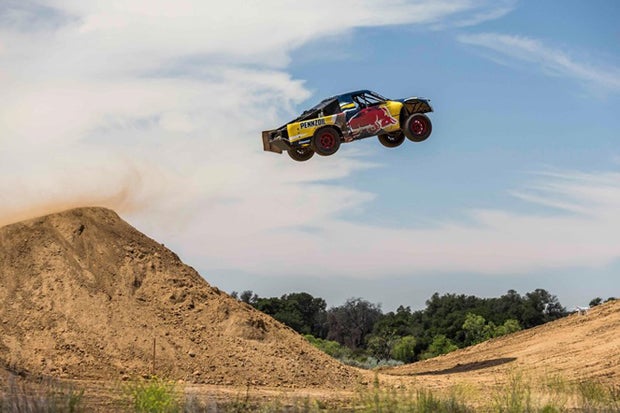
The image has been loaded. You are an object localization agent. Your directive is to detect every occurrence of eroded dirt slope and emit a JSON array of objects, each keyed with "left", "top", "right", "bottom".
[
  {"left": 382, "top": 300, "right": 620, "bottom": 388},
  {"left": 0, "top": 207, "right": 360, "bottom": 389}
]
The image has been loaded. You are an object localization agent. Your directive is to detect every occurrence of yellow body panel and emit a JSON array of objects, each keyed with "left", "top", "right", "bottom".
[
  {"left": 385, "top": 100, "right": 403, "bottom": 116},
  {"left": 383, "top": 101, "right": 404, "bottom": 133},
  {"left": 287, "top": 114, "right": 340, "bottom": 144}
]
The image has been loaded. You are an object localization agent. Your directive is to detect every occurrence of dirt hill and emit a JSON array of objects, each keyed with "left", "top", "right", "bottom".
[
  {"left": 382, "top": 299, "right": 620, "bottom": 388},
  {"left": 0, "top": 207, "right": 361, "bottom": 389}
]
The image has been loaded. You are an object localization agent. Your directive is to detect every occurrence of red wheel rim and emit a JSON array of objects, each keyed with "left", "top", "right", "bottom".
[
  {"left": 319, "top": 132, "right": 335, "bottom": 149},
  {"left": 410, "top": 119, "right": 426, "bottom": 136}
]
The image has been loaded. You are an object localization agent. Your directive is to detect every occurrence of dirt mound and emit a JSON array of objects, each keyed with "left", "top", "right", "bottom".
[
  {"left": 0, "top": 207, "right": 361, "bottom": 389},
  {"left": 382, "top": 300, "right": 620, "bottom": 387}
]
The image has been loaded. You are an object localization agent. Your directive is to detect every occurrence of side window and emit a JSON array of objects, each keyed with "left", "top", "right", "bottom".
[
  {"left": 341, "top": 98, "right": 360, "bottom": 121},
  {"left": 323, "top": 100, "right": 341, "bottom": 116},
  {"left": 340, "top": 97, "right": 358, "bottom": 112},
  {"left": 352, "top": 95, "right": 365, "bottom": 108}
]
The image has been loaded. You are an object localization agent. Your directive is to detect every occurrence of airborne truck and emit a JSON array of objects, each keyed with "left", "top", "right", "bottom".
[{"left": 262, "top": 89, "right": 433, "bottom": 161}]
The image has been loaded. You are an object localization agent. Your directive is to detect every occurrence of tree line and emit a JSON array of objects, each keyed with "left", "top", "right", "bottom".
[{"left": 230, "top": 289, "right": 614, "bottom": 366}]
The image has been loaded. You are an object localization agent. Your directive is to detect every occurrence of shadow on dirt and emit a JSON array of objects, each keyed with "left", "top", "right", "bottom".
[{"left": 414, "top": 358, "right": 517, "bottom": 375}]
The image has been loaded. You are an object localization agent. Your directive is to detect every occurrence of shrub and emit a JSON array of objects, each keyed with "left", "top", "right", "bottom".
[
  {"left": 356, "top": 377, "right": 473, "bottom": 413},
  {"left": 304, "top": 334, "right": 353, "bottom": 359},
  {"left": 419, "top": 335, "right": 458, "bottom": 360},
  {"left": 391, "top": 335, "right": 417, "bottom": 363},
  {"left": 123, "top": 376, "right": 180, "bottom": 413},
  {"left": 493, "top": 319, "right": 522, "bottom": 337},
  {"left": 492, "top": 371, "right": 532, "bottom": 413},
  {"left": 576, "top": 380, "right": 620, "bottom": 411}
]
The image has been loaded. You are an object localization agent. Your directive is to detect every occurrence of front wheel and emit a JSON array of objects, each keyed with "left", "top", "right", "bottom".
[
  {"left": 288, "top": 146, "right": 314, "bottom": 162},
  {"left": 378, "top": 132, "right": 405, "bottom": 148},
  {"left": 403, "top": 113, "right": 432, "bottom": 142},
  {"left": 311, "top": 127, "right": 341, "bottom": 156}
]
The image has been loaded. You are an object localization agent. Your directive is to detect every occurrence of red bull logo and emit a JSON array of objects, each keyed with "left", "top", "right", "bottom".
[{"left": 347, "top": 106, "right": 397, "bottom": 138}]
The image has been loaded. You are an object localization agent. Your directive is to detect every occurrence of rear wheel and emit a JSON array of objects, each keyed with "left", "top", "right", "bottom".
[
  {"left": 378, "top": 132, "right": 405, "bottom": 148},
  {"left": 288, "top": 146, "right": 314, "bottom": 162},
  {"left": 311, "top": 127, "right": 341, "bottom": 156},
  {"left": 404, "top": 113, "right": 432, "bottom": 142}
]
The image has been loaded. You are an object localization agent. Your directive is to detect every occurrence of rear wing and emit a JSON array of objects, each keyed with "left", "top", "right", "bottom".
[{"left": 262, "top": 130, "right": 290, "bottom": 154}]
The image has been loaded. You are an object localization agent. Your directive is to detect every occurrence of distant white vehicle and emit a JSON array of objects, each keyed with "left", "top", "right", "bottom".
[{"left": 575, "top": 306, "right": 590, "bottom": 315}]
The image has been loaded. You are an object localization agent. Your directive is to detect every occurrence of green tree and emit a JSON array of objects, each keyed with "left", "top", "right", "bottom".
[
  {"left": 493, "top": 319, "right": 521, "bottom": 337},
  {"left": 463, "top": 313, "right": 522, "bottom": 345},
  {"left": 372, "top": 305, "right": 416, "bottom": 338},
  {"left": 421, "top": 292, "right": 488, "bottom": 346},
  {"left": 239, "top": 288, "right": 566, "bottom": 363},
  {"left": 488, "top": 289, "right": 525, "bottom": 324},
  {"left": 522, "top": 289, "right": 566, "bottom": 328},
  {"left": 304, "top": 335, "right": 352, "bottom": 359},
  {"left": 253, "top": 292, "right": 327, "bottom": 337},
  {"left": 239, "top": 290, "right": 258, "bottom": 305},
  {"left": 391, "top": 335, "right": 417, "bottom": 363},
  {"left": 589, "top": 297, "right": 602, "bottom": 307},
  {"left": 420, "top": 335, "right": 458, "bottom": 360},
  {"left": 283, "top": 292, "right": 327, "bottom": 337},
  {"left": 462, "top": 313, "right": 493, "bottom": 345},
  {"left": 326, "top": 298, "right": 383, "bottom": 350},
  {"left": 366, "top": 334, "right": 395, "bottom": 361}
]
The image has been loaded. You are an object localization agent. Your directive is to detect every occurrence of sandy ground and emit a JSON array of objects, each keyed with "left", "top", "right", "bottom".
[{"left": 1, "top": 207, "right": 618, "bottom": 410}]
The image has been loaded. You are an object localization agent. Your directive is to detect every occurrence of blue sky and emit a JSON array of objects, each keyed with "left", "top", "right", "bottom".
[{"left": 1, "top": 1, "right": 618, "bottom": 311}]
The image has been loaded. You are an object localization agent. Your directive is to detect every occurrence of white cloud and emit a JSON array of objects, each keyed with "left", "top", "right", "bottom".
[
  {"left": 174, "top": 168, "right": 620, "bottom": 277},
  {"left": 4, "top": 1, "right": 617, "bottom": 282},
  {"left": 433, "top": 0, "right": 516, "bottom": 29},
  {"left": 458, "top": 33, "right": 620, "bottom": 94}
]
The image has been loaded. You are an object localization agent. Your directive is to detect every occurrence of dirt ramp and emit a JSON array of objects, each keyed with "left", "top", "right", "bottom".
[
  {"left": 382, "top": 300, "right": 620, "bottom": 387},
  {"left": 0, "top": 207, "right": 361, "bottom": 389}
]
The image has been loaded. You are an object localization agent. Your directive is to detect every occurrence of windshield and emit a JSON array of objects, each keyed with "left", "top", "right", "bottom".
[
  {"left": 368, "top": 91, "right": 388, "bottom": 101},
  {"left": 355, "top": 91, "right": 388, "bottom": 105},
  {"left": 302, "top": 90, "right": 390, "bottom": 116},
  {"left": 338, "top": 90, "right": 389, "bottom": 107}
]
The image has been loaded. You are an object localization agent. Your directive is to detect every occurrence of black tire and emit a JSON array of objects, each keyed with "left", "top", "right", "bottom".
[
  {"left": 403, "top": 113, "right": 432, "bottom": 142},
  {"left": 378, "top": 132, "right": 405, "bottom": 148},
  {"left": 287, "top": 146, "right": 314, "bottom": 162},
  {"left": 311, "top": 127, "right": 341, "bottom": 156}
]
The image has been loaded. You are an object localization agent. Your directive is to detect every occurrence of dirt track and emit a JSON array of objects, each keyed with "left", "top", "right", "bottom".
[{"left": 1, "top": 207, "right": 618, "bottom": 409}]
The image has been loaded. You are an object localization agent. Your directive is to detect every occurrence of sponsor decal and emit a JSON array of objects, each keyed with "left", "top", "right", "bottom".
[
  {"left": 299, "top": 118, "right": 326, "bottom": 129},
  {"left": 347, "top": 106, "right": 397, "bottom": 138}
]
